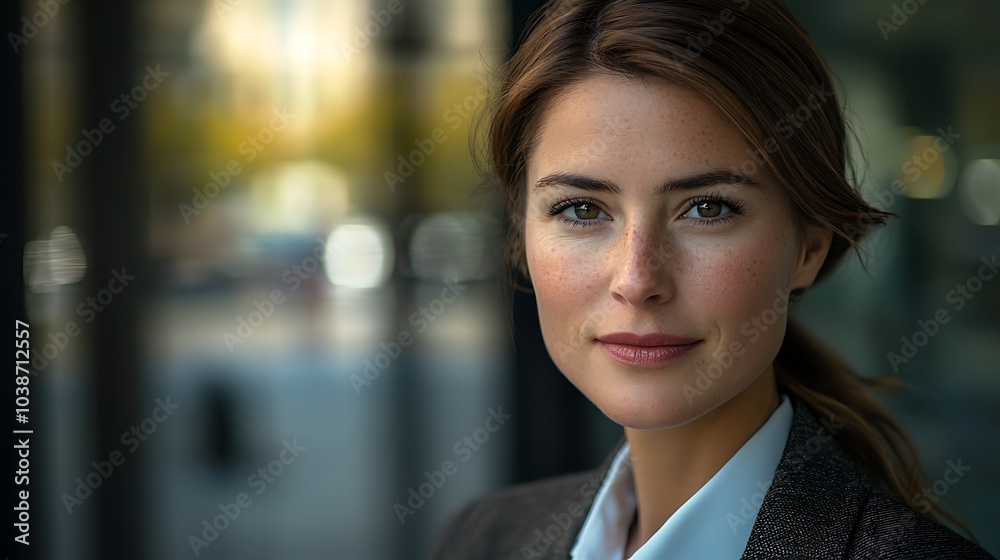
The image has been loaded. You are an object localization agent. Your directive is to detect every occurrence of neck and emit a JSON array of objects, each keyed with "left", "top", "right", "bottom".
[{"left": 622, "top": 365, "right": 780, "bottom": 557}]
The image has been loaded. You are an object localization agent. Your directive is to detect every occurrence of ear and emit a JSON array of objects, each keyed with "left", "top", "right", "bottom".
[{"left": 789, "top": 225, "right": 833, "bottom": 292}]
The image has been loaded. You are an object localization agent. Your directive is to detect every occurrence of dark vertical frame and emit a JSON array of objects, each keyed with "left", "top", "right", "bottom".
[
  {"left": 386, "top": 3, "right": 428, "bottom": 557},
  {"left": 78, "top": 1, "right": 148, "bottom": 558}
]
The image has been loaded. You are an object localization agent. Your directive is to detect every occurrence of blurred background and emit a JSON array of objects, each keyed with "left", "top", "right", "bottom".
[{"left": 11, "top": 0, "right": 1000, "bottom": 558}]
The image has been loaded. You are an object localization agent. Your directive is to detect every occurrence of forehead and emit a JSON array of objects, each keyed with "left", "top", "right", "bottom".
[{"left": 528, "top": 73, "right": 757, "bottom": 184}]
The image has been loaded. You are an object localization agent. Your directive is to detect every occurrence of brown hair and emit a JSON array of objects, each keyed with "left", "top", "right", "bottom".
[{"left": 485, "top": 0, "right": 972, "bottom": 535}]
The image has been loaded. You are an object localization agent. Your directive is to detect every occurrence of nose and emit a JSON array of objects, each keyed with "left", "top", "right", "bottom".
[{"left": 610, "top": 223, "right": 676, "bottom": 307}]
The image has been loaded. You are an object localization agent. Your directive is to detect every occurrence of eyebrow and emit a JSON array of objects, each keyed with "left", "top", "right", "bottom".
[{"left": 533, "top": 169, "right": 759, "bottom": 194}]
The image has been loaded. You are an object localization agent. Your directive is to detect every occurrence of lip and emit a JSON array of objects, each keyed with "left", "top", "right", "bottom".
[
  {"left": 597, "top": 332, "right": 701, "bottom": 369},
  {"left": 597, "top": 332, "right": 700, "bottom": 346}
]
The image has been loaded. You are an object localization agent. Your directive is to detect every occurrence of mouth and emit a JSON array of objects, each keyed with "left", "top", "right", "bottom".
[{"left": 596, "top": 332, "right": 701, "bottom": 369}]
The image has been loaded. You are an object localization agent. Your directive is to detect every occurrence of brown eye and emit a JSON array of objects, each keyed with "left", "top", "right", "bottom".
[
  {"left": 695, "top": 201, "right": 723, "bottom": 218},
  {"left": 683, "top": 198, "right": 737, "bottom": 221},
  {"left": 573, "top": 203, "right": 602, "bottom": 220},
  {"left": 551, "top": 199, "right": 610, "bottom": 225}
]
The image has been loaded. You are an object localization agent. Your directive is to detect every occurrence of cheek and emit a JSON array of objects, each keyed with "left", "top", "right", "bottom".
[
  {"left": 684, "top": 229, "right": 797, "bottom": 352},
  {"left": 525, "top": 226, "right": 605, "bottom": 363}
]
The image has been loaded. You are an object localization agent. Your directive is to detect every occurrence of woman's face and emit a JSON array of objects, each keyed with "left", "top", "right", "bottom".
[{"left": 524, "top": 73, "right": 830, "bottom": 429}]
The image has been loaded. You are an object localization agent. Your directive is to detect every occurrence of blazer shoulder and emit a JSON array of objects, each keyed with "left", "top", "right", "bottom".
[
  {"left": 744, "top": 398, "right": 997, "bottom": 559},
  {"left": 428, "top": 469, "right": 603, "bottom": 560},
  {"left": 846, "top": 487, "right": 996, "bottom": 560}
]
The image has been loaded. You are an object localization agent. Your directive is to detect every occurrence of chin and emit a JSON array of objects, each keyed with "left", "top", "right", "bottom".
[{"left": 591, "top": 384, "right": 728, "bottom": 430}]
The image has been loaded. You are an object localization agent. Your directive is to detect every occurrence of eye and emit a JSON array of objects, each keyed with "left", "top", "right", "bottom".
[
  {"left": 681, "top": 195, "right": 743, "bottom": 223},
  {"left": 548, "top": 197, "right": 611, "bottom": 227},
  {"left": 685, "top": 200, "right": 728, "bottom": 219},
  {"left": 562, "top": 202, "right": 606, "bottom": 220}
]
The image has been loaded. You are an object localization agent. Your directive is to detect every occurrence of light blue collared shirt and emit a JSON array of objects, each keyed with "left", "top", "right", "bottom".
[{"left": 569, "top": 394, "right": 793, "bottom": 560}]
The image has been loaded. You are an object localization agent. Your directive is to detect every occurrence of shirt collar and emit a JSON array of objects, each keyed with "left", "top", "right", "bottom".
[{"left": 570, "top": 393, "right": 793, "bottom": 560}]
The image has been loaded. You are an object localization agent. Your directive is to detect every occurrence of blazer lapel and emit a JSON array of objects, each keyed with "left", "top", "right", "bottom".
[{"left": 740, "top": 398, "right": 872, "bottom": 559}]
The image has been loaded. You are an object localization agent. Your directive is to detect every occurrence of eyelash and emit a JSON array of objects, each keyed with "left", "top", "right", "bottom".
[{"left": 546, "top": 192, "right": 746, "bottom": 228}]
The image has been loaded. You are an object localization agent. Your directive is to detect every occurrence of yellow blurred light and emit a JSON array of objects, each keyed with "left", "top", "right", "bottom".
[
  {"left": 959, "top": 159, "right": 1000, "bottom": 226},
  {"left": 247, "top": 160, "right": 350, "bottom": 235},
  {"left": 192, "top": 0, "right": 367, "bottom": 127},
  {"left": 898, "top": 134, "right": 956, "bottom": 199}
]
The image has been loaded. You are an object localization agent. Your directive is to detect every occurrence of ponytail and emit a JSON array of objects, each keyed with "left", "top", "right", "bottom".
[{"left": 775, "top": 319, "right": 976, "bottom": 540}]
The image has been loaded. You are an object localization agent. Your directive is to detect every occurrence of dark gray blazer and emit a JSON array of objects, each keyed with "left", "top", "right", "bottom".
[{"left": 429, "top": 397, "right": 995, "bottom": 559}]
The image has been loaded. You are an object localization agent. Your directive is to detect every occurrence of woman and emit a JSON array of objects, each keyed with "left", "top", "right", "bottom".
[{"left": 430, "top": 0, "right": 995, "bottom": 558}]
